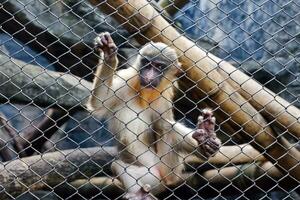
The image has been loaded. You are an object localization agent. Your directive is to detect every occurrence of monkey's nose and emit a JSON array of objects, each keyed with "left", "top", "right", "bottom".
[{"left": 145, "top": 68, "right": 156, "bottom": 80}]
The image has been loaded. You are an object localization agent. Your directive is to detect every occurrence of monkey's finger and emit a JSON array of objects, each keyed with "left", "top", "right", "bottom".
[
  {"left": 108, "top": 43, "right": 118, "bottom": 54},
  {"left": 193, "top": 129, "right": 206, "bottom": 137},
  {"left": 197, "top": 116, "right": 205, "bottom": 129},
  {"left": 212, "top": 137, "right": 221, "bottom": 146},
  {"left": 198, "top": 146, "right": 206, "bottom": 157},
  {"left": 206, "top": 141, "right": 220, "bottom": 152},
  {"left": 123, "top": 193, "right": 138, "bottom": 200},
  {"left": 208, "top": 129, "right": 217, "bottom": 136},
  {"left": 201, "top": 146, "right": 214, "bottom": 158},
  {"left": 204, "top": 144, "right": 217, "bottom": 156},
  {"left": 94, "top": 37, "right": 103, "bottom": 47},
  {"left": 205, "top": 116, "right": 216, "bottom": 132},
  {"left": 105, "top": 32, "right": 114, "bottom": 44},
  {"left": 101, "top": 36, "right": 108, "bottom": 46},
  {"left": 207, "top": 138, "right": 221, "bottom": 149},
  {"left": 193, "top": 134, "right": 206, "bottom": 144},
  {"left": 94, "top": 36, "right": 99, "bottom": 44}
]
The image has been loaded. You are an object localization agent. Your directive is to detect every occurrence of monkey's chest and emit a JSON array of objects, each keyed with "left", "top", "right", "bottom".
[{"left": 112, "top": 106, "right": 160, "bottom": 146}]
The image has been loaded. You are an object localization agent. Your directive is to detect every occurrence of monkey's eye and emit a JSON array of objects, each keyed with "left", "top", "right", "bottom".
[
  {"left": 152, "top": 62, "right": 166, "bottom": 70},
  {"left": 154, "top": 64, "right": 162, "bottom": 69}
]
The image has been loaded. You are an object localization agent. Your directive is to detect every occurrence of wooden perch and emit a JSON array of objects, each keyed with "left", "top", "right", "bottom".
[
  {"left": 88, "top": 0, "right": 300, "bottom": 181},
  {"left": 216, "top": 59, "right": 300, "bottom": 139},
  {"left": 0, "top": 54, "right": 92, "bottom": 108}
]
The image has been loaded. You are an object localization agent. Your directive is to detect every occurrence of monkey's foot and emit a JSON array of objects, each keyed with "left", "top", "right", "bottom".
[
  {"left": 94, "top": 32, "right": 117, "bottom": 61},
  {"left": 192, "top": 109, "right": 221, "bottom": 158},
  {"left": 123, "top": 184, "right": 157, "bottom": 200}
]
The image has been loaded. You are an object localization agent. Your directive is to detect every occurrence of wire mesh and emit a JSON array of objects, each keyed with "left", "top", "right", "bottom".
[{"left": 0, "top": 0, "right": 299, "bottom": 199}]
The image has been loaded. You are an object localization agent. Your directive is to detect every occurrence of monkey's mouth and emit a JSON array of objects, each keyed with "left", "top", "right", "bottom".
[
  {"left": 139, "top": 68, "right": 162, "bottom": 88},
  {"left": 140, "top": 77, "right": 161, "bottom": 88}
]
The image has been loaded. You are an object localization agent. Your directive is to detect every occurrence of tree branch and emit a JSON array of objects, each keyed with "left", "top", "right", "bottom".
[
  {"left": 14, "top": 108, "right": 75, "bottom": 156},
  {"left": 0, "top": 114, "right": 17, "bottom": 161}
]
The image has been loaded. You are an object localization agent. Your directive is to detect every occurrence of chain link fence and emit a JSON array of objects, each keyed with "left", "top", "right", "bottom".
[{"left": 0, "top": 0, "right": 299, "bottom": 199}]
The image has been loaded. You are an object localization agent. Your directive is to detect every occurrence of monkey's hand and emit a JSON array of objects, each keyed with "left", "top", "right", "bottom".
[
  {"left": 94, "top": 32, "right": 117, "bottom": 63},
  {"left": 192, "top": 109, "right": 221, "bottom": 158},
  {"left": 123, "top": 184, "right": 157, "bottom": 200}
]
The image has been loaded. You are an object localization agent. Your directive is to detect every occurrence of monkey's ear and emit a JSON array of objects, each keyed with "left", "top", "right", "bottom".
[
  {"left": 175, "top": 62, "right": 184, "bottom": 76},
  {"left": 176, "top": 62, "right": 182, "bottom": 67}
]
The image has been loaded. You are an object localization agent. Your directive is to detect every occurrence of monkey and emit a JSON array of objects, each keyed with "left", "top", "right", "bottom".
[{"left": 87, "top": 32, "right": 221, "bottom": 200}]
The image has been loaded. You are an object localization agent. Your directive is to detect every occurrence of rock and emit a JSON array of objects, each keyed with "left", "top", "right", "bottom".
[
  {"left": 0, "top": 54, "right": 115, "bottom": 156},
  {"left": 176, "top": 0, "right": 300, "bottom": 107},
  {"left": 175, "top": 0, "right": 300, "bottom": 62},
  {"left": 54, "top": 111, "right": 115, "bottom": 150},
  {"left": 3, "top": 0, "right": 129, "bottom": 46},
  {"left": 0, "top": 33, "right": 55, "bottom": 70},
  {"left": 0, "top": 54, "right": 91, "bottom": 108},
  {"left": 0, "top": 0, "right": 137, "bottom": 81}
]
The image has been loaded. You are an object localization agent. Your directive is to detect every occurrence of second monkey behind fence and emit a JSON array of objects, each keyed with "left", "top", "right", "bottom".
[{"left": 87, "top": 32, "right": 221, "bottom": 200}]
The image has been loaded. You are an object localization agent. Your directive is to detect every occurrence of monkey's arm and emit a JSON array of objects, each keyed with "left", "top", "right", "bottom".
[
  {"left": 168, "top": 121, "right": 199, "bottom": 152},
  {"left": 87, "top": 32, "right": 119, "bottom": 111},
  {"left": 169, "top": 110, "right": 221, "bottom": 158}
]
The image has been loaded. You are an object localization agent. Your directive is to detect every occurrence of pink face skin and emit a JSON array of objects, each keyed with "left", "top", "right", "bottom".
[{"left": 139, "top": 61, "right": 164, "bottom": 88}]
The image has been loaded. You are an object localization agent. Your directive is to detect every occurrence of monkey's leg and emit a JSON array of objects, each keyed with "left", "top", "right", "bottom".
[
  {"left": 87, "top": 32, "right": 119, "bottom": 110},
  {"left": 111, "top": 160, "right": 163, "bottom": 200}
]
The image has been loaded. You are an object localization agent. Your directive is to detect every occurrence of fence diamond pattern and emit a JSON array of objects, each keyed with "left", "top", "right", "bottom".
[{"left": 0, "top": 0, "right": 299, "bottom": 200}]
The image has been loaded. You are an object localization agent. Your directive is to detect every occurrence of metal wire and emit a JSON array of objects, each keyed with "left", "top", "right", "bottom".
[{"left": 0, "top": 0, "right": 299, "bottom": 199}]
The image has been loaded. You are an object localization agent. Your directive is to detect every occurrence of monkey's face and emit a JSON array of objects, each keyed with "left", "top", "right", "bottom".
[
  {"left": 139, "top": 57, "right": 174, "bottom": 88},
  {"left": 137, "top": 42, "right": 181, "bottom": 90}
]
